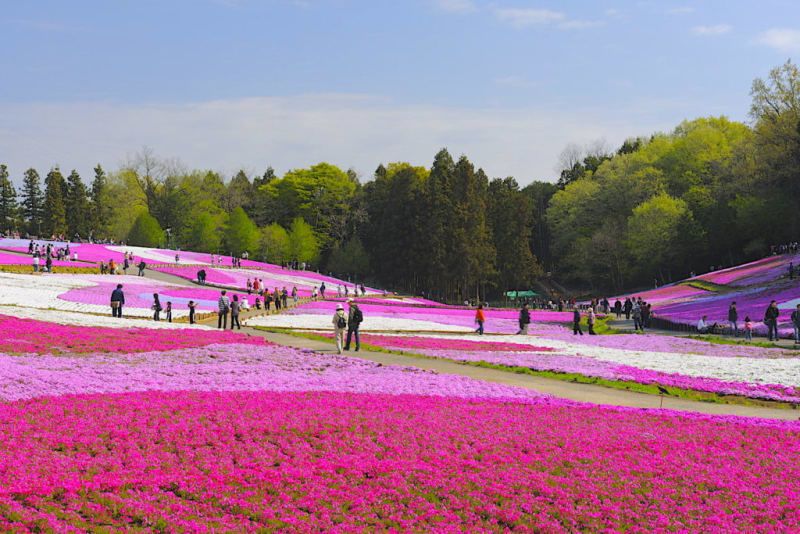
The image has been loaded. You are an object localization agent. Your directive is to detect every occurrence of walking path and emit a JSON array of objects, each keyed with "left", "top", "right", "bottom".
[{"left": 139, "top": 267, "right": 798, "bottom": 420}]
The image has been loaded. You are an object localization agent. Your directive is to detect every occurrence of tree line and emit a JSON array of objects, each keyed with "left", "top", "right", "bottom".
[{"left": 1, "top": 60, "right": 799, "bottom": 299}]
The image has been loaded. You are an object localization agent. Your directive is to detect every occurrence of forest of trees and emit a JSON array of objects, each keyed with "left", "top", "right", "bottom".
[{"left": 1, "top": 61, "right": 799, "bottom": 300}]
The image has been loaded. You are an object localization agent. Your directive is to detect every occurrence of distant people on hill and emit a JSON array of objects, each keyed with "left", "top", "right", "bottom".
[
  {"left": 217, "top": 290, "right": 230, "bottom": 329},
  {"left": 764, "top": 300, "right": 780, "bottom": 341},
  {"left": 792, "top": 304, "right": 800, "bottom": 345},
  {"left": 332, "top": 304, "right": 347, "bottom": 354},
  {"left": 475, "top": 304, "right": 486, "bottom": 335},
  {"left": 152, "top": 294, "right": 162, "bottom": 321},
  {"left": 728, "top": 302, "right": 739, "bottom": 337},
  {"left": 110, "top": 284, "right": 124, "bottom": 318},
  {"left": 744, "top": 316, "right": 753, "bottom": 341},
  {"left": 517, "top": 303, "right": 531, "bottom": 335}
]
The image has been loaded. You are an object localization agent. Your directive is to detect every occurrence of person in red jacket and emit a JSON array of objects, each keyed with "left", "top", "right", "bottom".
[{"left": 475, "top": 304, "right": 486, "bottom": 335}]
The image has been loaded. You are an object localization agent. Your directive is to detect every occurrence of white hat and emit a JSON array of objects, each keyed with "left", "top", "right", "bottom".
[{"left": 336, "top": 304, "right": 344, "bottom": 310}]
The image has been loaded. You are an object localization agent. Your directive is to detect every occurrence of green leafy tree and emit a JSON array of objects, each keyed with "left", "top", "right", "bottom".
[
  {"left": 127, "top": 211, "right": 165, "bottom": 247},
  {"left": 0, "top": 165, "right": 19, "bottom": 233},
  {"left": 224, "top": 207, "right": 259, "bottom": 257},
  {"left": 260, "top": 223, "right": 291, "bottom": 265},
  {"left": 65, "top": 170, "right": 91, "bottom": 239},
  {"left": 42, "top": 167, "right": 67, "bottom": 237},
  {"left": 105, "top": 169, "right": 149, "bottom": 242},
  {"left": 288, "top": 217, "right": 319, "bottom": 263},
  {"left": 186, "top": 212, "right": 223, "bottom": 253},
  {"left": 327, "top": 237, "right": 370, "bottom": 278},
  {"left": 21, "top": 168, "right": 44, "bottom": 236},
  {"left": 226, "top": 170, "right": 254, "bottom": 215}
]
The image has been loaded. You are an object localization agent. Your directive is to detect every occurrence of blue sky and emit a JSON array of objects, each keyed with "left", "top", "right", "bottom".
[{"left": 1, "top": 0, "right": 799, "bottom": 184}]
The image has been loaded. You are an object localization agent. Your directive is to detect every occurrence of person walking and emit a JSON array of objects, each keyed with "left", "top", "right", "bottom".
[
  {"left": 332, "top": 304, "right": 347, "bottom": 354},
  {"left": 165, "top": 301, "right": 173, "bottom": 323},
  {"left": 110, "top": 284, "right": 125, "bottom": 318},
  {"left": 230, "top": 295, "right": 241, "bottom": 330},
  {"left": 744, "top": 316, "right": 753, "bottom": 342},
  {"left": 246, "top": 278, "right": 252, "bottom": 294},
  {"left": 320, "top": 282, "right": 326, "bottom": 299},
  {"left": 764, "top": 300, "right": 780, "bottom": 341},
  {"left": 517, "top": 303, "right": 531, "bottom": 335},
  {"left": 728, "top": 301, "right": 739, "bottom": 337},
  {"left": 632, "top": 302, "right": 643, "bottom": 331},
  {"left": 792, "top": 304, "right": 800, "bottom": 345},
  {"left": 123, "top": 257, "right": 130, "bottom": 275},
  {"left": 474, "top": 304, "right": 486, "bottom": 335},
  {"left": 188, "top": 300, "right": 197, "bottom": 324},
  {"left": 274, "top": 288, "right": 282, "bottom": 311},
  {"left": 32, "top": 255, "right": 39, "bottom": 273},
  {"left": 292, "top": 286, "right": 298, "bottom": 304},
  {"left": 623, "top": 298, "right": 632, "bottom": 320},
  {"left": 613, "top": 299, "right": 622, "bottom": 319},
  {"left": 281, "top": 287, "right": 288, "bottom": 308},
  {"left": 588, "top": 308, "right": 597, "bottom": 335},
  {"left": 152, "top": 294, "right": 162, "bottom": 321},
  {"left": 572, "top": 308, "right": 583, "bottom": 335},
  {"left": 344, "top": 299, "right": 363, "bottom": 351},
  {"left": 45, "top": 256, "right": 53, "bottom": 273},
  {"left": 218, "top": 290, "right": 230, "bottom": 329},
  {"left": 137, "top": 260, "right": 146, "bottom": 276}
]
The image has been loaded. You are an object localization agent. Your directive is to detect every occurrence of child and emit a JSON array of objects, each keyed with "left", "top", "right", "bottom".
[
  {"left": 744, "top": 316, "right": 753, "bottom": 342},
  {"left": 188, "top": 301, "right": 196, "bottom": 324},
  {"left": 165, "top": 301, "right": 173, "bottom": 323},
  {"left": 255, "top": 297, "right": 262, "bottom": 310}
]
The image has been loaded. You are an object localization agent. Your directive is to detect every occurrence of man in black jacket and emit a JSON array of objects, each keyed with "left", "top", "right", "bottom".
[
  {"left": 344, "top": 299, "right": 363, "bottom": 351},
  {"left": 764, "top": 300, "right": 780, "bottom": 341},
  {"left": 110, "top": 284, "right": 125, "bottom": 318},
  {"left": 517, "top": 303, "right": 531, "bottom": 335}
]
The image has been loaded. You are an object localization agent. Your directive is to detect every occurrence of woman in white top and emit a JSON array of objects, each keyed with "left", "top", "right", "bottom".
[{"left": 332, "top": 304, "right": 347, "bottom": 354}]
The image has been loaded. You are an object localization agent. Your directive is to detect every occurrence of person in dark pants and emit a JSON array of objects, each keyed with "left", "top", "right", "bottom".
[
  {"left": 517, "top": 303, "right": 531, "bottom": 335},
  {"left": 764, "top": 300, "right": 780, "bottom": 341},
  {"left": 152, "top": 294, "right": 162, "bottom": 321},
  {"left": 728, "top": 301, "right": 738, "bottom": 337},
  {"left": 230, "top": 295, "right": 241, "bottom": 330},
  {"left": 344, "top": 299, "right": 363, "bottom": 351},
  {"left": 188, "top": 300, "right": 196, "bottom": 324},
  {"left": 623, "top": 298, "right": 632, "bottom": 320},
  {"left": 572, "top": 308, "right": 583, "bottom": 335},
  {"left": 110, "top": 284, "right": 125, "bottom": 318},
  {"left": 137, "top": 260, "right": 146, "bottom": 276},
  {"left": 165, "top": 301, "right": 173, "bottom": 323},
  {"left": 218, "top": 290, "right": 230, "bottom": 329}
]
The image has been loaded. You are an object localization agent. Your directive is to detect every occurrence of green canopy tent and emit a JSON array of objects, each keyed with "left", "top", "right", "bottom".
[{"left": 505, "top": 290, "right": 538, "bottom": 299}]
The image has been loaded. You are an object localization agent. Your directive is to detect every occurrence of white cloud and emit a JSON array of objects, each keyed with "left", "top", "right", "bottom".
[
  {"left": 493, "top": 7, "right": 564, "bottom": 27},
  {"left": 667, "top": 6, "right": 695, "bottom": 14},
  {"left": 0, "top": 94, "right": 676, "bottom": 185},
  {"left": 691, "top": 24, "right": 732, "bottom": 36},
  {"left": 756, "top": 28, "right": 800, "bottom": 53},
  {"left": 435, "top": 0, "right": 477, "bottom": 13}
]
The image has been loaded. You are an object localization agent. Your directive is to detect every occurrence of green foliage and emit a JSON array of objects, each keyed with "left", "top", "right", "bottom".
[
  {"left": 224, "top": 207, "right": 259, "bottom": 256},
  {"left": 21, "top": 168, "right": 44, "bottom": 236},
  {"left": 626, "top": 193, "right": 693, "bottom": 275},
  {"left": 0, "top": 165, "right": 18, "bottom": 232},
  {"left": 42, "top": 168, "right": 67, "bottom": 237},
  {"left": 260, "top": 223, "right": 290, "bottom": 265},
  {"left": 105, "top": 170, "right": 149, "bottom": 242},
  {"left": 288, "top": 217, "right": 319, "bottom": 263},
  {"left": 91, "top": 165, "right": 113, "bottom": 241},
  {"left": 186, "top": 212, "right": 222, "bottom": 253},
  {"left": 127, "top": 211, "right": 165, "bottom": 247},
  {"left": 327, "top": 237, "right": 370, "bottom": 277},
  {"left": 65, "top": 170, "right": 91, "bottom": 239}
]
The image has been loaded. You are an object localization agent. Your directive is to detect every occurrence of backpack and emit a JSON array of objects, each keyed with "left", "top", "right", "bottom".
[
  {"left": 337, "top": 315, "right": 346, "bottom": 329},
  {"left": 353, "top": 308, "right": 363, "bottom": 324}
]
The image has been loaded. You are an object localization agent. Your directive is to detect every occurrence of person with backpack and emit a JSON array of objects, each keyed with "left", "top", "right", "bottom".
[
  {"left": 632, "top": 302, "right": 643, "bottom": 331},
  {"left": 623, "top": 298, "right": 633, "bottom": 320},
  {"left": 217, "top": 290, "right": 230, "bottom": 329},
  {"left": 517, "top": 303, "right": 531, "bottom": 335},
  {"left": 110, "top": 284, "right": 125, "bottom": 318},
  {"left": 152, "top": 294, "right": 162, "bottom": 321},
  {"left": 792, "top": 304, "right": 800, "bottom": 345},
  {"left": 344, "top": 299, "right": 363, "bottom": 351},
  {"left": 764, "top": 300, "right": 780, "bottom": 341},
  {"left": 728, "top": 301, "right": 739, "bottom": 337},
  {"left": 475, "top": 304, "right": 486, "bottom": 335},
  {"left": 332, "top": 304, "right": 347, "bottom": 354},
  {"left": 572, "top": 308, "right": 583, "bottom": 335},
  {"left": 230, "top": 295, "right": 241, "bottom": 330}
]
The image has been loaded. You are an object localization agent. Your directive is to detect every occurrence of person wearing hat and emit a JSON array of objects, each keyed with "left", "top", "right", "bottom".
[
  {"left": 332, "top": 303, "right": 348, "bottom": 354},
  {"left": 344, "top": 298, "right": 363, "bottom": 351}
]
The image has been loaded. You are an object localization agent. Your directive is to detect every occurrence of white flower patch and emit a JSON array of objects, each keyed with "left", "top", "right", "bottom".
[
  {"left": 107, "top": 246, "right": 209, "bottom": 265},
  {"left": 0, "top": 272, "right": 191, "bottom": 319},
  {"left": 245, "top": 313, "right": 472, "bottom": 333}
]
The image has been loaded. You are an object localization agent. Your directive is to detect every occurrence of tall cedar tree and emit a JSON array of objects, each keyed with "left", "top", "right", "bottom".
[
  {"left": 43, "top": 168, "right": 67, "bottom": 237},
  {"left": 91, "top": 164, "right": 112, "bottom": 240},
  {"left": 21, "top": 168, "right": 44, "bottom": 236},
  {"left": 423, "top": 149, "right": 457, "bottom": 298},
  {"left": 65, "top": 170, "right": 91, "bottom": 239},
  {"left": 0, "top": 165, "right": 19, "bottom": 232}
]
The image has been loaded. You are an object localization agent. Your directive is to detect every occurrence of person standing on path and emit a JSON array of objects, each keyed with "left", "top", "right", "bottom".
[
  {"left": 728, "top": 301, "right": 739, "bottom": 337},
  {"left": 218, "top": 290, "right": 230, "bottom": 329},
  {"left": 613, "top": 299, "right": 622, "bottom": 319},
  {"left": 137, "top": 260, "right": 146, "bottom": 276},
  {"left": 152, "top": 294, "right": 162, "bottom": 321},
  {"left": 188, "top": 300, "right": 196, "bottom": 324},
  {"left": 292, "top": 286, "right": 298, "bottom": 304},
  {"left": 572, "top": 308, "right": 583, "bottom": 335},
  {"left": 474, "top": 304, "right": 486, "bottom": 335},
  {"left": 623, "top": 298, "right": 632, "bottom": 320},
  {"left": 123, "top": 257, "right": 130, "bottom": 275},
  {"left": 632, "top": 302, "right": 643, "bottom": 332},
  {"left": 281, "top": 287, "right": 288, "bottom": 308},
  {"left": 588, "top": 308, "right": 597, "bottom": 335},
  {"left": 320, "top": 282, "right": 326, "bottom": 299},
  {"left": 744, "top": 316, "right": 753, "bottom": 342},
  {"left": 274, "top": 288, "right": 282, "bottom": 311},
  {"left": 32, "top": 255, "right": 39, "bottom": 273},
  {"left": 110, "top": 284, "right": 125, "bottom": 318},
  {"left": 165, "top": 301, "right": 173, "bottom": 323},
  {"left": 764, "top": 300, "right": 780, "bottom": 341},
  {"left": 517, "top": 303, "right": 531, "bottom": 335},
  {"left": 332, "top": 304, "right": 347, "bottom": 354},
  {"left": 230, "top": 295, "right": 241, "bottom": 330},
  {"left": 791, "top": 304, "right": 800, "bottom": 345},
  {"left": 344, "top": 299, "right": 363, "bottom": 351}
]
